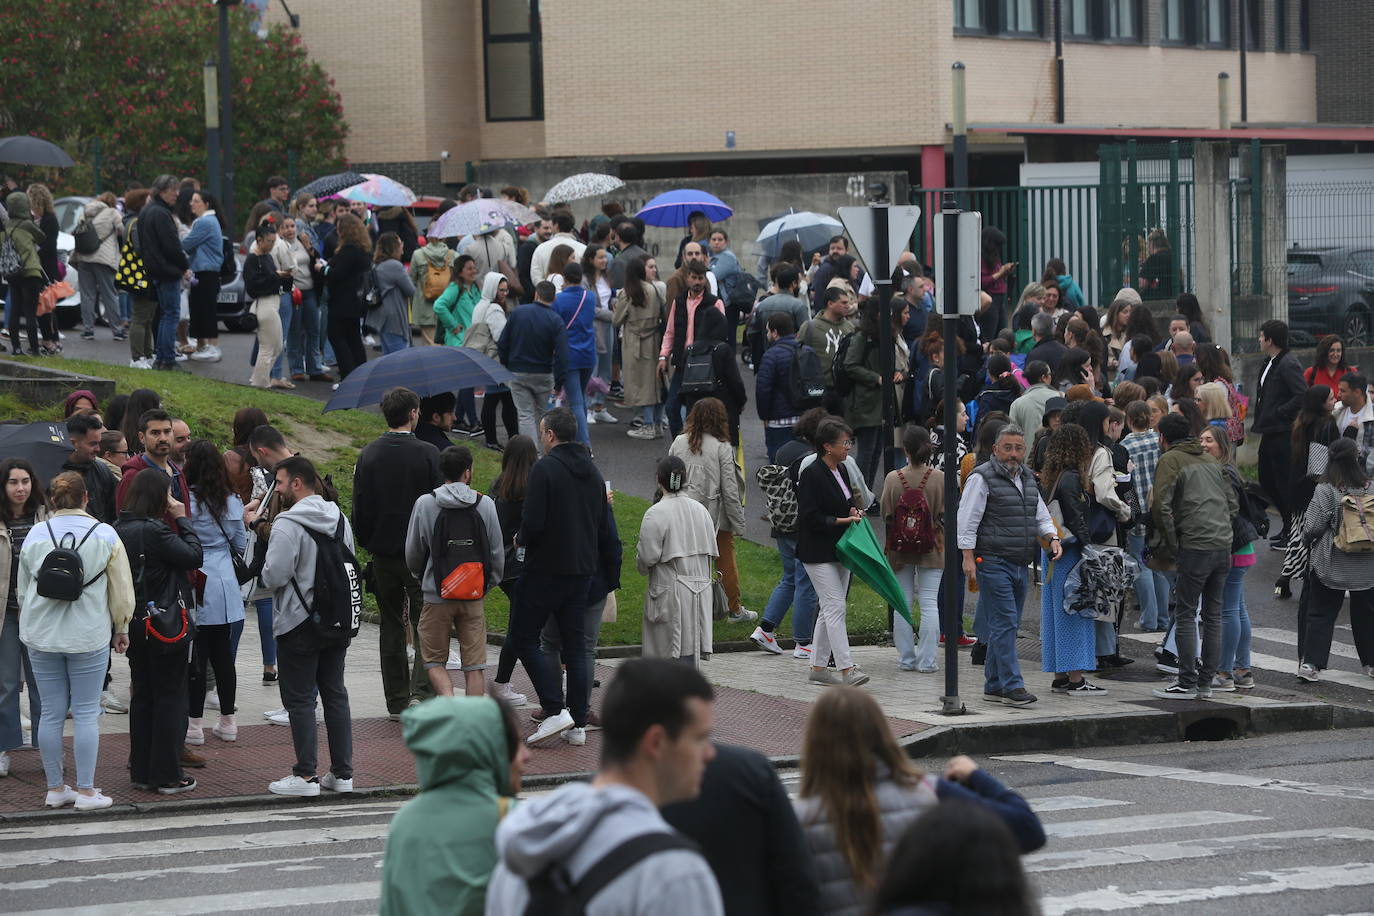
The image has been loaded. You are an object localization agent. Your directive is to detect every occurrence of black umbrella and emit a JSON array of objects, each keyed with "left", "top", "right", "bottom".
[
  {"left": 0, "top": 136, "right": 75, "bottom": 168},
  {"left": 0, "top": 422, "right": 74, "bottom": 488},
  {"left": 295, "top": 171, "right": 367, "bottom": 199},
  {"left": 323, "top": 346, "right": 513, "bottom": 412}
]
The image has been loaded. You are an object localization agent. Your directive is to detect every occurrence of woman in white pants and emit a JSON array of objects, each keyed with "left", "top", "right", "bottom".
[
  {"left": 242, "top": 220, "right": 286, "bottom": 390},
  {"left": 796, "top": 418, "right": 869, "bottom": 687},
  {"left": 880, "top": 424, "right": 944, "bottom": 672}
]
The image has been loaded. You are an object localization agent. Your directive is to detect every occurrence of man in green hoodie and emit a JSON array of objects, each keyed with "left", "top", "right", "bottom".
[
  {"left": 3, "top": 190, "right": 46, "bottom": 356},
  {"left": 380, "top": 696, "right": 529, "bottom": 916}
]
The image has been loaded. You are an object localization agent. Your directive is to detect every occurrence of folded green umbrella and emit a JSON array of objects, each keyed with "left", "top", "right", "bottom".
[{"left": 836, "top": 517, "right": 913, "bottom": 625}]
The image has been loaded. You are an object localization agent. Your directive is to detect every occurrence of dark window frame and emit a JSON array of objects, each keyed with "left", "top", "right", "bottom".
[
  {"left": 1275, "top": 0, "right": 1287, "bottom": 50},
  {"left": 1298, "top": 0, "right": 1310, "bottom": 50},
  {"left": 1201, "top": 0, "right": 1231, "bottom": 48},
  {"left": 1244, "top": 0, "right": 1261, "bottom": 49},
  {"left": 953, "top": 0, "right": 1043, "bottom": 36},
  {"left": 481, "top": 0, "right": 544, "bottom": 123},
  {"left": 1063, "top": 0, "right": 1142, "bottom": 43}
]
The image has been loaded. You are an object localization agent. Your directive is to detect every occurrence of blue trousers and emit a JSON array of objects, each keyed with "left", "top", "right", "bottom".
[
  {"left": 761, "top": 534, "right": 816, "bottom": 643},
  {"left": 975, "top": 555, "right": 1029, "bottom": 694},
  {"left": 509, "top": 572, "right": 592, "bottom": 727},
  {"left": 1128, "top": 532, "right": 1171, "bottom": 630},
  {"left": 1219, "top": 564, "right": 1252, "bottom": 673},
  {"left": 563, "top": 366, "right": 594, "bottom": 446},
  {"left": 289, "top": 288, "right": 324, "bottom": 376},
  {"left": 154, "top": 279, "right": 181, "bottom": 364}
]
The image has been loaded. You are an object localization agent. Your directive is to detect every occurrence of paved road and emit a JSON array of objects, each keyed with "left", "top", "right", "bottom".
[{"left": 4, "top": 729, "right": 1371, "bottom": 914}]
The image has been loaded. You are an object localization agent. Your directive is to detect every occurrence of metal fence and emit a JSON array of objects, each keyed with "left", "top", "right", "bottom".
[{"left": 1096, "top": 143, "right": 1196, "bottom": 309}]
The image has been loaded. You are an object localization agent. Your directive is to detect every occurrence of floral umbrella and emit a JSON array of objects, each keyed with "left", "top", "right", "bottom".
[
  {"left": 495, "top": 198, "right": 540, "bottom": 225},
  {"left": 544, "top": 172, "right": 624, "bottom": 203},
  {"left": 295, "top": 171, "right": 367, "bottom": 199},
  {"left": 337, "top": 173, "right": 417, "bottom": 207},
  {"left": 429, "top": 199, "right": 511, "bottom": 239}
]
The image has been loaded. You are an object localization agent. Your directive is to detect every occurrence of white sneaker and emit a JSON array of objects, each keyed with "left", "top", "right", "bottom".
[
  {"left": 74, "top": 790, "right": 113, "bottom": 811},
  {"left": 592, "top": 409, "right": 618, "bottom": 424},
  {"left": 204, "top": 693, "right": 220, "bottom": 711},
  {"left": 174, "top": 352, "right": 189, "bottom": 362},
  {"left": 320, "top": 772, "right": 354, "bottom": 793},
  {"left": 627, "top": 425, "right": 658, "bottom": 440},
  {"left": 1297, "top": 663, "right": 1320, "bottom": 683},
  {"left": 726, "top": 608, "right": 759, "bottom": 624},
  {"left": 749, "top": 626, "right": 783, "bottom": 655},
  {"left": 44, "top": 785, "right": 78, "bottom": 808},
  {"left": 563, "top": 727, "right": 586, "bottom": 746},
  {"left": 445, "top": 648, "right": 463, "bottom": 670},
  {"left": 185, "top": 718, "right": 205, "bottom": 746},
  {"left": 364, "top": 334, "right": 379, "bottom": 348},
  {"left": 0, "top": 751, "right": 9, "bottom": 777},
  {"left": 100, "top": 691, "right": 128, "bottom": 714},
  {"left": 264, "top": 707, "right": 289, "bottom": 725},
  {"left": 792, "top": 644, "right": 814, "bottom": 661},
  {"left": 586, "top": 410, "right": 597, "bottom": 425},
  {"left": 269, "top": 774, "right": 321, "bottom": 797},
  {"left": 129, "top": 358, "right": 153, "bottom": 369},
  {"left": 190, "top": 346, "right": 216, "bottom": 361},
  {"left": 526, "top": 708, "right": 574, "bottom": 747},
  {"left": 490, "top": 681, "right": 528, "bottom": 706},
  {"left": 211, "top": 715, "right": 237, "bottom": 742}
]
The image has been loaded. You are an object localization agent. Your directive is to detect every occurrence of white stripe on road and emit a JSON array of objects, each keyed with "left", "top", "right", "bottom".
[
  {"left": 1117, "top": 631, "right": 1374, "bottom": 691},
  {"left": 0, "top": 850, "right": 382, "bottom": 892},
  {"left": 1026, "top": 827, "right": 1374, "bottom": 873},
  {"left": 0, "top": 801, "right": 403, "bottom": 843},
  {"left": 1039, "top": 810, "right": 1263, "bottom": 838},
  {"left": 1040, "top": 861, "right": 1374, "bottom": 915},
  {"left": 1028, "top": 795, "right": 1133, "bottom": 813},
  {"left": 0, "top": 824, "right": 389, "bottom": 870},
  {"left": 20, "top": 881, "right": 382, "bottom": 915},
  {"left": 1250, "top": 626, "right": 1362, "bottom": 661},
  {"left": 996, "top": 754, "right": 1374, "bottom": 801}
]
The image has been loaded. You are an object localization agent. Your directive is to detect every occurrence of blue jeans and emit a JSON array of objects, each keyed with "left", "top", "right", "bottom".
[
  {"left": 975, "top": 555, "right": 1029, "bottom": 694},
  {"left": 761, "top": 534, "right": 816, "bottom": 643},
  {"left": 764, "top": 427, "right": 793, "bottom": 463},
  {"left": 563, "top": 366, "right": 594, "bottom": 446},
  {"left": 289, "top": 288, "right": 324, "bottom": 376},
  {"left": 665, "top": 369, "right": 686, "bottom": 438},
  {"left": 270, "top": 293, "right": 293, "bottom": 378},
  {"left": 1219, "top": 564, "right": 1252, "bottom": 673},
  {"left": 510, "top": 572, "right": 592, "bottom": 727},
  {"left": 381, "top": 331, "right": 409, "bottom": 354},
  {"left": 1128, "top": 532, "right": 1171, "bottom": 630},
  {"left": 590, "top": 323, "right": 613, "bottom": 409},
  {"left": 119, "top": 290, "right": 133, "bottom": 323},
  {"left": 895, "top": 565, "right": 942, "bottom": 670},
  {"left": 641, "top": 404, "right": 665, "bottom": 427},
  {"left": 30, "top": 646, "right": 107, "bottom": 789},
  {"left": 0, "top": 612, "right": 40, "bottom": 751},
  {"left": 154, "top": 278, "right": 181, "bottom": 364}
]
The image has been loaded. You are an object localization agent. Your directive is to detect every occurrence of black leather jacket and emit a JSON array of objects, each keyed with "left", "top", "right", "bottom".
[{"left": 114, "top": 513, "right": 203, "bottom": 611}]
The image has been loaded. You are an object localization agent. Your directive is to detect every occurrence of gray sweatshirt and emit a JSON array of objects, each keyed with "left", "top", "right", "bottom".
[
  {"left": 370, "top": 258, "right": 417, "bottom": 338},
  {"left": 259, "top": 494, "right": 354, "bottom": 638},
  {"left": 405, "top": 482, "right": 505, "bottom": 604},
  {"left": 485, "top": 782, "right": 723, "bottom": 916}
]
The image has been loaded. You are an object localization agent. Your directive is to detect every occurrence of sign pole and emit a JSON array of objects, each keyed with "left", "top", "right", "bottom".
[{"left": 939, "top": 193, "right": 967, "bottom": 716}]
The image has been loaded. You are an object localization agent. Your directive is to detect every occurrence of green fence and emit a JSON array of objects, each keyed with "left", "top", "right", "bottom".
[{"left": 1097, "top": 142, "right": 1195, "bottom": 308}]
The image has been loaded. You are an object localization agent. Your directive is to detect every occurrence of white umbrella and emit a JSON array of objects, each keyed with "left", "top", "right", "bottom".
[
  {"left": 544, "top": 172, "right": 623, "bottom": 203},
  {"left": 429, "top": 199, "right": 511, "bottom": 238},
  {"left": 755, "top": 210, "right": 843, "bottom": 258}
]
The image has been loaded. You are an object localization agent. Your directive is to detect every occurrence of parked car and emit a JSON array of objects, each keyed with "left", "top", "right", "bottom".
[
  {"left": 217, "top": 251, "right": 255, "bottom": 332},
  {"left": 0, "top": 195, "right": 92, "bottom": 330},
  {"left": 1288, "top": 246, "right": 1374, "bottom": 348}
]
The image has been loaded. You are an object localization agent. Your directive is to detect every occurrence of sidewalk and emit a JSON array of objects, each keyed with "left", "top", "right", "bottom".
[{"left": 0, "top": 611, "right": 1363, "bottom": 820}]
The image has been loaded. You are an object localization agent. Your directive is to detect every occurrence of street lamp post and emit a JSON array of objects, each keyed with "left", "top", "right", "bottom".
[{"left": 203, "top": 58, "right": 221, "bottom": 204}]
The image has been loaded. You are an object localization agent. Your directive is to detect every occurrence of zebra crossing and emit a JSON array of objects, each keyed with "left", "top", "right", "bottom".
[{"left": 2, "top": 754, "right": 1371, "bottom": 915}]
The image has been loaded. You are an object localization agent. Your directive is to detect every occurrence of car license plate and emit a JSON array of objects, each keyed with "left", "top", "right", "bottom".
[{"left": 217, "top": 291, "right": 237, "bottom": 304}]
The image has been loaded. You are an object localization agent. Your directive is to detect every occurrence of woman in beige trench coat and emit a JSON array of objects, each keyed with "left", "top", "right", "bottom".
[
  {"left": 636, "top": 457, "right": 719, "bottom": 666},
  {"left": 612, "top": 255, "right": 667, "bottom": 439}
]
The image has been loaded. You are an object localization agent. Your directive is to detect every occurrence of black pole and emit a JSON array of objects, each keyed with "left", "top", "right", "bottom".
[
  {"left": 1238, "top": 0, "right": 1248, "bottom": 122},
  {"left": 871, "top": 198, "right": 896, "bottom": 641},
  {"left": 1053, "top": 0, "right": 1065, "bottom": 123},
  {"left": 951, "top": 62, "right": 968, "bottom": 209},
  {"left": 218, "top": 1, "right": 236, "bottom": 234},
  {"left": 939, "top": 195, "right": 965, "bottom": 714}
]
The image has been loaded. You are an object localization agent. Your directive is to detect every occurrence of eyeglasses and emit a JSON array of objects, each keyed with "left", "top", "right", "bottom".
[{"left": 834, "top": 439, "right": 854, "bottom": 448}]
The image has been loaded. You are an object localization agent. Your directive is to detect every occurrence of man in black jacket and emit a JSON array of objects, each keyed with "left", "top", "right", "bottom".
[
  {"left": 139, "top": 174, "right": 191, "bottom": 371},
  {"left": 680, "top": 306, "right": 747, "bottom": 445},
  {"left": 1251, "top": 319, "right": 1307, "bottom": 545},
  {"left": 514, "top": 407, "right": 616, "bottom": 748},
  {"left": 415, "top": 392, "right": 458, "bottom": 452},
  {"left": 63, "top": 413, "right": 119, "bottom": 523},
  {"left": 352, "top": 387, "right": 442, "bottom": 717},
  {"left": 661, "top": 262, "right": 727, "bottom": 438}
]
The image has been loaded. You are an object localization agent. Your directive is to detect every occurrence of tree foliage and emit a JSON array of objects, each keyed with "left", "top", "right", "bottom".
[{"left": 0, "top": 0, "right": 348, "bottom": 221}]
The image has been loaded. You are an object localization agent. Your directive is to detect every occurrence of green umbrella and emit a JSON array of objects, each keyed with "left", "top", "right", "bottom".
[{"left": 836, "top": 518, "right": 912, "bottom": 625}]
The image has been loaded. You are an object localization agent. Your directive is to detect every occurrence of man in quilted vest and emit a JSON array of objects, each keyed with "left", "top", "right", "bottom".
[{"left": 957, "top": 424, "right": 1062, "bottom": 707}]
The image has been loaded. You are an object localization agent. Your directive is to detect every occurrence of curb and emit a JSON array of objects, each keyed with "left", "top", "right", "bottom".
[{"left": 6, "top": 699, "right": 1368, "bottom": 827}]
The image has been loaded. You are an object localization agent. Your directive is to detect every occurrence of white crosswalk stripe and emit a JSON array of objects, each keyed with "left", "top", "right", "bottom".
[{"left": 1118, "top": 626, "right": 1374, "bottom": 691}]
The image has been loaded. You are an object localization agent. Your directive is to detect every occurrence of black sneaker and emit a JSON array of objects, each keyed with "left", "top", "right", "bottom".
[
  {"left": 1154, "top": 648, "right": 1180, "bottom": 675},
  {"left": 1051, "top": 677, "right": 1071, "bottom": 692},
  {"left": 80, "top": 331, "right": 95, "bottom": 340},
  {"left": 970, "top": 642, "right": 987, "bottom": 666},
  {"left": 1064, "top": 679, "right": 1108, "bottom": 696},
  {"left": 982, "top": 691, "right": 1005, "bottom": 705},
  {"left": 1003, "top": 687, "right": 1037, "bottom": 706},
  {"left": 1152, "top": 681, "right": 1198, "bottom": 699}
]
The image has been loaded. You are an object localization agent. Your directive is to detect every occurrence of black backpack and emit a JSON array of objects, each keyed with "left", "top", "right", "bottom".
[
  {"left": 830, "top": 331, "right": 864, "bottom": 397},
  {"left": 357, "top": 266, "right": 381, "bottom": 311},
  {"left": 219, "top": 235, "right": 237, "bottom": 285},
  {"left": 522, "top": 832, "right": 699, "bottom": 916},
  {"left": 34, "top": 521, "right": 106, "bottom": 601},
  {"left": 432, "top": 503, "right": 492, "bottom": 601},
  {"left": 788, "top": 342, "right": 826, "bottom": 410},
  {"left": 287, "top": 517, "right": 362, "bottom": 641},
  {"left": 679, "top": 340, "right": 723, "bottom": 396},
  {"left": 722, "top": 271, "right": 761, "bottom": 309}
]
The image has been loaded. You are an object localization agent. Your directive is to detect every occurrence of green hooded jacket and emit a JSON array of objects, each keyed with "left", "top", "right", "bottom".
[
  {"left": 379, "top": 696, "right": 514, "bottom": 916},
  {"left": 3, "top": 192, "right": 45, "bottom": 279}
]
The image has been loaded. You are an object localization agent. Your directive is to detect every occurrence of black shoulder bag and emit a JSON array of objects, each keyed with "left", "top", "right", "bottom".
[{"left": 137, "top": 528, "right": 196, "bottom": 651}]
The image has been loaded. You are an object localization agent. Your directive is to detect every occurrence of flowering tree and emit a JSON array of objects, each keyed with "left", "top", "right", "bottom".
[{"left": 0, "top": 0, "right": 347, "bottom": 223}]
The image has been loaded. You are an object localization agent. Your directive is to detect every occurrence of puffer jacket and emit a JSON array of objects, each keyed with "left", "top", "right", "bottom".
[
  {"left": 2, "top": 192, "right": 44, "bottom": 279},
  {"left": 73, "top": 199, "right": 123, "bottom": 269},
  {"left": 1150, "top": 438, "right": 1238, "bottom": 557}
]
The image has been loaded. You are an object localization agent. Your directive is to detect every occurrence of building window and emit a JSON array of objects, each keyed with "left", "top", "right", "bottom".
[
  {"left": 1275, "top": 0, "right": 1287, "bottom": 49},
  {"left": 482, "top": 0, "right": 543, "bottom": 121},
  {"left": 1160, "top": 0, "right": 1184, "bottom": 42},
  {"left": 1106, "top": 0, "right": 1138, "bottom": 38},
  {"left": 1203, "top": 0, "right": 1230, "bottom": 47},
  {"left": 1002, "top": 0, "right": 1040, "bottom": 33},
  {"left": 954, "top": 0, "right": 985, "bottom": 31},
  {"left": 1244, "top": 0, "right": 1260, "bottom": 49},
  {"left": 1064, "top": 0, "right": 1139, "bottom": 41},
  {"left": 955, "top": 0, "right": 1040, "bottom": 35},
  {"left": 1298, "top": 0, "right": 1310, "bottom": 49},
  {"left": 1065, "top": 0, "right": 1092, "bottom": 36}
]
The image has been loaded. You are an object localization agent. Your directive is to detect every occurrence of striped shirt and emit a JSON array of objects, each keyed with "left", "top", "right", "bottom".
[{"left": 1121, "top": 431, "right": 1161, "bottom": 536}]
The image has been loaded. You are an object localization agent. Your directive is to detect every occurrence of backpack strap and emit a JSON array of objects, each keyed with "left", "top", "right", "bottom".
[
  {"left": 919, "top": 468, "right": 933, "bottom": 491},
  {"left": 572, "top": 832, "right": 699, "bottom": 909}
]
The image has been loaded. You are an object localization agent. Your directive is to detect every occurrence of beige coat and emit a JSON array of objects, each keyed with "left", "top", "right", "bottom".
[
  {"left": 73, "top": 200, "right": 123, "bottom": 269},
  {"left": 636, "top": 492, "right": 719, "bottom": 662},
  {"left": 612, "top": 280, "right": 667, "bottom": 408},
  {"left": 0, "top": 507, "right": 49, "bottom": 643},
  {"left": 669, "top": 433, "right": 746, "bottom": 534}
]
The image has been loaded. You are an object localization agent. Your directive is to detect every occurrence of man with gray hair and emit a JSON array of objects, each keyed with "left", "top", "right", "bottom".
[
  {"left": 1171, "top": 331, "right": 1196, "bottom": 364},
  {"left": 138, "top": 174, "right": 191, "bottom": 371},
  {"left": 1026, "top": 311, "right": 1068, "bottom": 376},
  {"left": 957, "top": 423, "right": 1062, "bottom": 706}
]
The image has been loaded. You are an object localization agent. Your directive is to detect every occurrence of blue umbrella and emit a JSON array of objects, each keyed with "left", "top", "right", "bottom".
[
  {"left": 636, "top": 189, "right": 732, "bottom": 228},
  {"left": 323, "top": 346, "right": 513, "bottom": 412}
]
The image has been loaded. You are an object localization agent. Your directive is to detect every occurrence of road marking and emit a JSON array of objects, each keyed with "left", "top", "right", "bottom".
[
  {"left": 1026, "top": 827, "right": 1374, "bottom": 873},
  {"left": 0, "top": 824, "right": 390, "bottom": 870},
  {"left": 1117, "top": 631, "right": 1374, "bottom": 691},
  {"left": 996, "top": 754, "right": 1374, "bottom": 802},
  {"left": 1028, "top": 795, "right": 1133, "bottom": 813},
  {"left": 1040, "top": 861, "right": 1374, "bottom": 914},
  {"left": 0, "top": 801, "right": 403, "bottom": 843},
  {"left": 20, "top": 881, "right": 382, "bottom": 915},
  {"left": 1039, "top": 810, "right": 1263, "bottom": 838},
  {"left": 0, "top": 850, "right": 382, "bottom": 892},
  {"left": 1250, "top": 626, "right": 1361, "bottom": 661}
]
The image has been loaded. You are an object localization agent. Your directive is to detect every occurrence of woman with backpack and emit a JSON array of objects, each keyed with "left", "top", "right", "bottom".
[
  {"left": 551, "top": 262, "right": 598, "bottom": 447},
  {"left": 0, "top": 458, "right": 49, "bottom": 776},
  {"left": 370, "top": 232, "right": 416, "bottom": 355},
  {"left": 880, "top": 424, "right": 944, "bottom": 673},
  {"left": 613, "top": 255, "right": 668, "bottom": 439},
  {"left": 181, "top": 189, "right": 226, "bottom": 362},
  {"left": 18, "top": 472, "right": 133, "bottom": 811},
  {"left": 468, "top": 272, "right": 518, "bottom": 451},
  {"left": 115, "top": 467, "right": 202, "bottom": 795},
  {"left": 1198, "top": 428, "right": 1257, "bottom": 691},
  {"left": 182, "top": 441, "right": 247, "bottom": 747},
  {"left": 72, "top": 191, "right": 127, "bottom": 342},
  {"left": 409, "top": 234, "right": 457, "bottom": 346},
  {"left": 1037, "top": 425, "right": 1108, "bottom": 695},
  {"left": 1299, "top": 437, "right": 1374, "bottom": 682}
]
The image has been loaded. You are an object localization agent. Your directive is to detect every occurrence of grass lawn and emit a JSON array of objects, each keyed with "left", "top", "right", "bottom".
[{"left": 3, "top": 355, "right": 900, "bottom": 645}]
